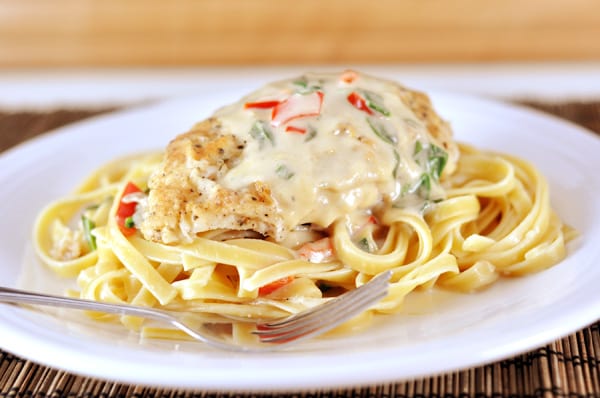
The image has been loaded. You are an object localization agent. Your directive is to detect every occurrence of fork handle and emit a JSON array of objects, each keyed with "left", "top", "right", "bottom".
[{"left": 0, "top": 286, "right": 171, "bottom": 323}]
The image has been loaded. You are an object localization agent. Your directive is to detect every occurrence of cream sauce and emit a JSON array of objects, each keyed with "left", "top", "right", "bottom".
[{"left": 213, "top": 71, "right": 448, "bottom": 231}]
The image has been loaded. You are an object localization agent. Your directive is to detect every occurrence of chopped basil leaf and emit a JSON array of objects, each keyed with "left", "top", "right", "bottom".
[
  {"left": 85, "top": 204, "right": 100, "bottom": 212},
  {"left": 364, "top": 117, "right": 400, "bottom": 179},
  {"left": 81, "top": 215, "right": 97, "bottom": 251},
  {"left": 293, "top": 76, "right": 322, "bottom": 94},
  {"left": 420, "top": 198, "right": 443, "bottom": 215},
  {"left": 276, "top": 164, "right": 295, "bottom": 180},
  {"left": 304, "top": 125, "right": 317, "bottom": 142},
  {"left": 293, "top": 78, "right": 308, "bottom": 88},
  {"left": 401, "top": 173, "right": 432, "bottom": 198},
  {"left": 414, "top": 140, "right": 423, "bottom": 156},
  {"left": 411, "top": 142, "right": 448, "bottom": 193},
  {"left": 420, "top": 173, "right": 431, "bottom": 194},
  {"left": 249, "top": 121, "right": 274, "bottom": 148},
  {"left": 428, "top": 145, "right": 448, "bottom": 181},
  {"left": 358, "top": 238, "right": 370, "bottom": 252},
  {"left": 397, "top": 141, "right": 448, "bottom": 202},
  {"left": 366, "top": 117, "right": 396, "bottom": 145},
  {"left": 356, "top": 236, "right": 377, "bottom": 253},
  {"left": 124, "top": 216, "right": 135, "bottom": 229},
  {"left": 363, "top": 90, "right": 390, "bottom": 116},
  {"left": 404, "top": 118, "right": 421, "bottom": 129},
  {"left": 392, "top": 150, "right": 400, "bottom": 179}
]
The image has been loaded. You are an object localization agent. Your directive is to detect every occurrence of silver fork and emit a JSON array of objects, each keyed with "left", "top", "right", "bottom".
[{"left": 0, "top": 271, "right": 391, "bottom": 352}]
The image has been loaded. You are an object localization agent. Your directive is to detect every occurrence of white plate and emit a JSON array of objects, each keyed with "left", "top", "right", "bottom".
[{"left": 1, "top": 90, "right": 599, "bottom": 391}]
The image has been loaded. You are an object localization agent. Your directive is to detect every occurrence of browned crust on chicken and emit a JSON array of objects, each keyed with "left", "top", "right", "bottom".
[
  {"left": 140, "top": 118, "right": 284, "bottom": 244},
  {"left": 397, "top": 88, "right": 459, "bottom": 175}
]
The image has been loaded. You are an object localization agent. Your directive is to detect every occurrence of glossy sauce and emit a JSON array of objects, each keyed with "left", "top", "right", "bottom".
[{"left": 213, "top": 71, "right": 448, "bottom": 231}]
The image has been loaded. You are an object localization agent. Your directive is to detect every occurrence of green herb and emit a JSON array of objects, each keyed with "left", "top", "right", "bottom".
[
  {"left": 366, "top": 117, "right": 396, "bottom": 145},
  {"left": 420, "top": 198, "right": 443, "bottom": 215},
  {"left": 400, "top": 173, "right": 432, "bottom": 198},
  {"left": 249, "top": 121, "right": 274, "bottom": 149},
  {"left": 414, "top": 140, "right": 423, "bottom": 156},
  {"left": 304, "top": 125, "right": 317, "bottom": 142},
  {"left": 81, "top": 215, "right": 97, "bottom": 251},
  {"left": 358, "top": 238, "right": 371, "bottom": 252},
  {"left": 404, "top": 118, "right": 421, "bottom": 129},
  {"left": 428, "top": 145, "right": 448, "bottom": 181},
  {"left": 409, "top": 142, "right": 448, "bottom": 197},
  {"left": 292, "top": 76, "right": 322, "bottom": 94},
  {"left": 363, "top": 90, "right": 390, "bottom": 116},
  {"left": 275, "top": 164, "right": 295, "bottom": 180},
  {"left": 293, "top": 78, "right": 308, "bottom": 88},
  {"left": 395, "top": 141, "right": 448, "bottom": 205},
  {"left": 392, "top": 150, "right": 400, "bottom": 179},
  {"left": 357, "top": 236, "right": 377, "bottom": 253},
  {"left": 124, "top": 216, "right": 135, "bottom": 229},
  {"left": 85, "top": 204, "right": 100, "bottom": 212},
  {"left": 365, "top": 117, "right": 399, "bottom": 179},
  {"left": 419, "top": 173, "right": 431, "bottom": 193}
]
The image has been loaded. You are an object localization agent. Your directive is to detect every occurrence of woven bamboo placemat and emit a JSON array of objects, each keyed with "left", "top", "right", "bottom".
[{"left": 0, "top": 101, "right": 599, "bottom": 398}]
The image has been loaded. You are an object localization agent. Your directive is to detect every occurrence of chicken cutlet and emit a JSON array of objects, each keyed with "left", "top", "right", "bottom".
[{"left": 140, "top": 71, "right": 458, "bottom": 245}]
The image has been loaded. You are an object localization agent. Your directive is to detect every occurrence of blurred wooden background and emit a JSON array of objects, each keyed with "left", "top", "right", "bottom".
[{"left": 0, "top": 0, "right": 599, "bottom": 67}]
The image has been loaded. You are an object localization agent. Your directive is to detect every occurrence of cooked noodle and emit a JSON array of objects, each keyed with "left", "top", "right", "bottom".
[{"left": 32, "top": 71, "right": 577, "bottom": 341}]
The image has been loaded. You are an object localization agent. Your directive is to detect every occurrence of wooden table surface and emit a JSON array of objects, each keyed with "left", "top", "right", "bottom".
[{"left": 1, "top": 0, "right": 599, "bottom": 67}]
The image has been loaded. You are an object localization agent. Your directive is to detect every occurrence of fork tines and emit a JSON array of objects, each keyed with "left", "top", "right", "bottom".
[{"left": 254, "top": 270, "right": 392, "bottom": 344}]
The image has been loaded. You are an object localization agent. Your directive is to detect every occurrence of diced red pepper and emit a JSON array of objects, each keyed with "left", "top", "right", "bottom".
[
  {"left": 285, "top": 125, "right": 307, "bottom": 134},
  {"left": 368, "top": 215, "right": 378, "bottom": 225},
  {"left": 271, "top": 91, "right": 324, "bottom": 127},
  {"left": 340, "top": 70, "right": 358, "bottom": 84},
  {"left": 347, "top": 91, "right": 373, "bottom": 115},
  {"left": 298, "top": 237, "right": 334, "bottom": 263},
  {"left": 244, "top": 100, "right": 281, "bottom": 109},
  {"left": 258, "top": 276, "right": 295, "bottom": 296},
  {"left": 116, "top": 181, "right": 142, "bottom": 236}
]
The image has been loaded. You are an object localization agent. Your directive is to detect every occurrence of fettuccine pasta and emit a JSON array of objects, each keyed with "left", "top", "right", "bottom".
[{"left": 32, "top": 71, "right": 576, "bottom": 341}]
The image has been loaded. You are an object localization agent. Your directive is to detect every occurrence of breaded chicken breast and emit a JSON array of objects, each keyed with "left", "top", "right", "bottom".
[
  {"left": 141, "top": 118, "right": 286, "bottom": 244},
  {"left": 141, "top": 71, "right": 458, "bottom": 244}
]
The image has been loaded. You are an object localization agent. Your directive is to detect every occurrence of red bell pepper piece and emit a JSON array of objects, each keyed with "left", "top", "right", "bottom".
[
  {"left": 116, "top": 181, "right": 142, "bottom": 236},
  {"left": 244, "top": 100, "right": 281, "bottom": 109},
  {"left": 340, "top": 70, "right": 358, "bottom": 84},
  {"left": 297, "top": 237, "right": 334, "bottom": 263},
  {"left": 258, "top": 276, "right": 295, "bottom": 296},
  {"left": 285, "top": 125, "right": 307, "bottom": 134},
  {"left": 347, "top": 91, "right": 373, "bottom": 115}
]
